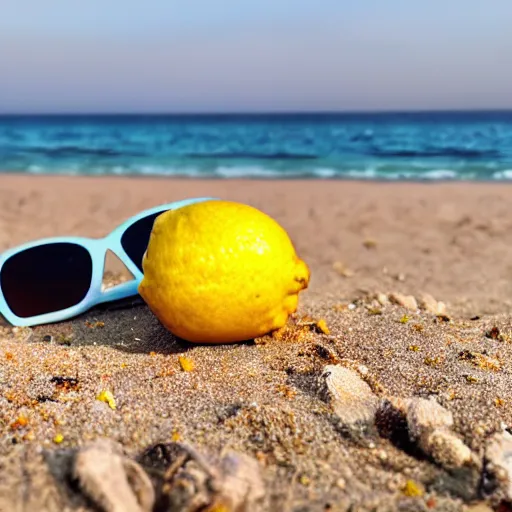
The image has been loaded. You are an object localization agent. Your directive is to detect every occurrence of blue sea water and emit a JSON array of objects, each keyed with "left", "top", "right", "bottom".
[{"left": 1, "top": 111, "right": 512, "bottom": 180}]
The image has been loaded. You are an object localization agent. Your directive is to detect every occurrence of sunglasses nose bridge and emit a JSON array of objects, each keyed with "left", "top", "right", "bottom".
[{"left": 106, "top": 239, "right": 134, "bottom": 268}]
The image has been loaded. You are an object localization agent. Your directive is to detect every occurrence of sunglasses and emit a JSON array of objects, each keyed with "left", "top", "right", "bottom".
[{"left": 0, "top": 197, "right": 216, "bottom": 328}]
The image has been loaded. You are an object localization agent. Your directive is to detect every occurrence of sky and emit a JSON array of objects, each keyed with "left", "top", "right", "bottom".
[{"left": 1, "top": 0, "right": 512, "bottom": 113}]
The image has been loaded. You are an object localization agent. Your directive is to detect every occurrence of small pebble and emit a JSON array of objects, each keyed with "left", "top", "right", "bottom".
[
  {"left": 319, "top": 365, "right": 379, "bottom": 431},
  {"left": 418, "top": 293, "right": 447, "bottom": 316},
  {"left": 388, "top": 293, "right": 418, "bottom": 311},
  {"left": 335, "top": 478, "right": 346, "bottom": 490},
  {"left": 485, "top": 430, "right": 512, "bottom": 501},
  {"left": 406, "top": 397, "right": 475, "bottom": 470},
  {"left": 376, "top": 293, "right": 389, "bottom": 306}
]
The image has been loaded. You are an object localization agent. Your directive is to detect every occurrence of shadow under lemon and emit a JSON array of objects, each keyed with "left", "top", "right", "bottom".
[
  {"left": 24, "top": 299, "right": 193, "bottom": 355},
  {"left": 25, "top": 297, "right": 316, "bottom": 355}
]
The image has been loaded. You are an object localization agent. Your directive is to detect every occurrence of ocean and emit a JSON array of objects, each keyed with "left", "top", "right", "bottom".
[{"left": 1, "top": 111, "right": 512, "bottom": 181}]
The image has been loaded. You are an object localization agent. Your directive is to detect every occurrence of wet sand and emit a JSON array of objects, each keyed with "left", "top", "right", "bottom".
[{"left": 2, "top": 175, "right": 512, "bottom": 511}]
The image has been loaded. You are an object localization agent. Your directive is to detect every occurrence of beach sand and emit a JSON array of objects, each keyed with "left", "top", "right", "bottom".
[{"left": 2, "top": 176, "right": 512, "bottom": 511}]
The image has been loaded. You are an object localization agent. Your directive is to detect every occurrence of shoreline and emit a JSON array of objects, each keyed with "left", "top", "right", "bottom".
[{"left": 5, "top": 170, "right": 512, "bottom": 185}]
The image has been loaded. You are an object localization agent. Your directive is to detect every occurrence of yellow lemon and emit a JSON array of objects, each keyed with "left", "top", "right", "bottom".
[{"left": 138, "top": 199, "right": 310, "bottom": 344}]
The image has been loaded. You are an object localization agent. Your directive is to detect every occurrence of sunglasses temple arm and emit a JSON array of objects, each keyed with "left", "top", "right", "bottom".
[{"left": 96, "top": 280, "right": 141, "bottom": 304}]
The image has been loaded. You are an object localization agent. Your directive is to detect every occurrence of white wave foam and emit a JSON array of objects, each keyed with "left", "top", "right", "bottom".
[
  {"left": 420, "top": 169, "right": 458, "bottom": 180},
  {"left": 345, "top": 168, "right": 379, "bottom": 179},
  {"left": 18, "top": 164, "right": 512, "bottom": 181},
  {"left": 214, "top": 166, "right": 284, "bottom": 178},
  {"left": 136, "top": 165, "right": 207, "bottom": 177},
  {"left": 492, "top": 170, "right": 512, "bottom": 180},
  {"left": 312, "top": 167, "right": 338, "bottom": 178},
  {"left": 27, "top": 165, "right": 44, "bottom": 173}
]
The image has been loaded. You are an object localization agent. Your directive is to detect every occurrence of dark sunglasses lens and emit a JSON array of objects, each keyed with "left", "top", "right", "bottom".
[
  {"left": 0, "top": 242, "right": 93, "bottom": 318},
  {"left": 120, "top": 212, "right": 164, "bottom": 272}
]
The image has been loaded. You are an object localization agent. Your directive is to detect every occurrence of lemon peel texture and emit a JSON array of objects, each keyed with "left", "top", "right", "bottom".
[{"left": 138, "top": 200, "right": 310, "bottom": 344}]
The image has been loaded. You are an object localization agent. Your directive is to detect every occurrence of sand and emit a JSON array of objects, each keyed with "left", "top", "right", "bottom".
[{"left": 1, "top": 175, "right": 512, "bottom": 511}]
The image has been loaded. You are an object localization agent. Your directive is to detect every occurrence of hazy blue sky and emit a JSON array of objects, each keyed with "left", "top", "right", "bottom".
[{"left": 1, "top": 0, "right": 511, "bottom": 113}]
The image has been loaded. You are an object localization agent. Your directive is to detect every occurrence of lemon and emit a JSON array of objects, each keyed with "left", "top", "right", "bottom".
[{"left": 138, "top": 200, "right": 310, "bottom": 344}]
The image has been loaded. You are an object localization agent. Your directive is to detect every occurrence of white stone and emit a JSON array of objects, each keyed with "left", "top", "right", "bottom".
[{"left": 320, "top": 365, "right": 379, "bottom": 427}]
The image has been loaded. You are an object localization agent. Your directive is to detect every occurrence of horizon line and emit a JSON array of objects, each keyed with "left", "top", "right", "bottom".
[{"left": 2, "top": 108, "right": 512, "bottom": 117}]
